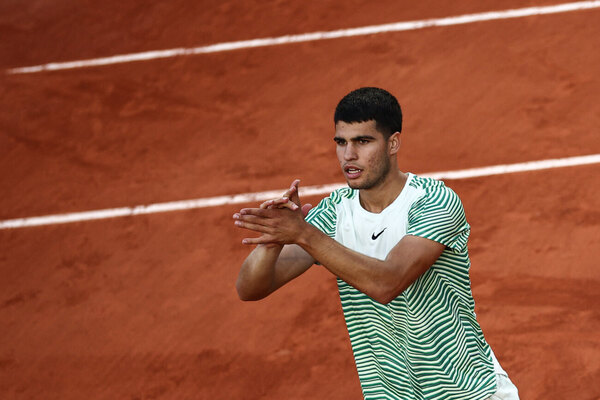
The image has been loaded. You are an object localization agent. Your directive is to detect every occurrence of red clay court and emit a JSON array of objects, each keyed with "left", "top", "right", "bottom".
[{"left": 1, "top": 1, "right": 599, "bottom": 399}]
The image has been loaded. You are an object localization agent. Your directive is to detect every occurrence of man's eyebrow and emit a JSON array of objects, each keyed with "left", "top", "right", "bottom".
[
  {"left": 351, "top": 135, "right": 376, "bottom": 141},
  {"left": 334, "top": 135, "right": 376, "bottom": 141}
]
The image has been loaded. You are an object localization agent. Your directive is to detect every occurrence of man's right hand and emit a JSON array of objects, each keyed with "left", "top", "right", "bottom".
[{"left": 259, "top": 179, "right": 312, "bottom": 217}]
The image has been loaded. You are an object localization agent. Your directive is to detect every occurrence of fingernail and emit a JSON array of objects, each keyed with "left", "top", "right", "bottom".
[
  {"left": 233, "top": 213, "right": 239, "bottom": 219},
  {"left": 235, "top": 221, "right": 241, "bottom": 226}
]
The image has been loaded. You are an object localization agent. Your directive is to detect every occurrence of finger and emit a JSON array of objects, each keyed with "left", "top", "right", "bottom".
[
  {"left": 260, "top": 199, "right": 298, "bottom": 211},
  {"left": 234, "top": 213, "right": 272, "bottom": 226},
  {"left": 240, "top": 208, "right": 270, "bottom": 217},
  {"left": 271, "top": 198, "right": 292, "bottom": 207},
  {"left": 260, "top": 198, "right": 287, "bottom": 209},
  {"left": 240, "top": 206, "right": 295, "bottom": 217},
  {"left": 278, "top": 179, "right": 300, "bottom": 207},
  {"left": 287, "top": 179, "right": 300, "bottom": 197},
  {"left": 259, "top": 200, "right": 272, "bottom": 209},
  {"left": 282, "top": 185, "right": 296, "bottom": 200},
  {"left": 277, "top": 200, "right": 298, "bottom": 211},
  {"left": 234, "top": 219, "right": 273, "bottom": 234},
  {"left": 288, "top": 179, "right": 302, "bottom": 204}
]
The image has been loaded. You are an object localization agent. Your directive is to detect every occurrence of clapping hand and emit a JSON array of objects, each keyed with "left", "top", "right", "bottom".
[
  {"left": 259, "top": 179, "right": 312, "bottom": 217},
  {"left": 233, "top": 179, "right": 313, "bottom": 245}
]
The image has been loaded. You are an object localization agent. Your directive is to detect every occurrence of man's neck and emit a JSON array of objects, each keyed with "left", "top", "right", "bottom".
[{"left": 358, "top": 170, "right": 408, "bottom": 213}]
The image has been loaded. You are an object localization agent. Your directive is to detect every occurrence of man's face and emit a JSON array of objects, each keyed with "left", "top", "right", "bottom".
[{"left": 334, "top": 120, "right": 392, "bottom": 190}]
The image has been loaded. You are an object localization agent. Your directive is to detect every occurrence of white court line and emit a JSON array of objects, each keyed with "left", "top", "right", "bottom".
[
  {"left": 1, "top": 154, "right": 599, "bottom": 230},
  {"left": 7, "top": 1, "right": 600, "bottom": 74}
]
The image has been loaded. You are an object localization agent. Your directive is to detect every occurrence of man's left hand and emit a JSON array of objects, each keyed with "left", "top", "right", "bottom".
[{"left": 234, "top": 206, "right": 308, "bottom": 245}]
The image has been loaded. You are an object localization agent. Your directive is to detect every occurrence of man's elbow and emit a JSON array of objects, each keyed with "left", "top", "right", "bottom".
[
  {"left": 364, "top": 288, "right": 391, "bottom": 305},
  {"left": 368, "top": 282, "right": 404, "bottom": 305},
  {"left": 236, "top": 284, "right": 255, "bottom": 301},
  {"left": 237, "top": 291, "right": 263, "bottom": 302},
  {"left": 371, "top": 291, "right": 396, "bottom": 305},
  {"left": 236, "top": 282, "right": 267, "bottom": 302}
]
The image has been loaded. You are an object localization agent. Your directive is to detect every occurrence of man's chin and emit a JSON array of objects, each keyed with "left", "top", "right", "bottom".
[
  {"left": 346, "top": 177, "right": 382, "bottom": 191},
  {"left": 346, "top": 179, "right": 364, "bottom": 190}
]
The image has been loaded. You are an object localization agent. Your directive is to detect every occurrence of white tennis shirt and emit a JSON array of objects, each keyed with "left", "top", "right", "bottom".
[{"left": 306, "top": 173, "right": 505, "bottom": 400}]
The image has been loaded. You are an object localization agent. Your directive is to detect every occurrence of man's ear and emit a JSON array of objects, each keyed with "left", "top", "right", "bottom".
[{"left": 388, "top": 132, "right": 401, "bottom": 155}]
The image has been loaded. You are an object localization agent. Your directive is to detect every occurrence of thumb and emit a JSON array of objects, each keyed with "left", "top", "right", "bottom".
[
  {"left": 301, "top": 203, "right": 313, "bottom": 218},
  {"left": 288, "top": 179, "right": 301, "bottom": 205}
]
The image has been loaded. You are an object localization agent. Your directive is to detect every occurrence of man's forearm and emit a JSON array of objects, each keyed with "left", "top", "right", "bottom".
[
  {"left": 296, "top": 224, "right": 397, "bottom": 302},
  {"left": 233, "top": 205, "right": 442, "bottom": 303},
  {"left": 296, "top": 223, "right": 444, "bottom": 304},
  {"left": 236, "top": 244, "right": 283, "bottom": 301}
]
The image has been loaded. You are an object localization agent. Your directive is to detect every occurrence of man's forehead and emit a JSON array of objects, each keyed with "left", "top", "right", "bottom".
[{"left": 334, "top": 120, "right": 382, "bottom": 137}]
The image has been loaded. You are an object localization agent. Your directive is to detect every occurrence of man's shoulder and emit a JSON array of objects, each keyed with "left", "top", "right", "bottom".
[
  {"left": 406, "top": 174, "right": 463, "bottom": 209},
  {"left": 326, "top": 186, "right": 358, "bottom": 205},
  {"left": 408, "top": 174, "right": 448, "bottom": 192},
  {"left": 305, "top": 186, "right": 356, "bottom": 223},
  {"left": 409, "top": 174, "right": 463, "bottom": 197}
]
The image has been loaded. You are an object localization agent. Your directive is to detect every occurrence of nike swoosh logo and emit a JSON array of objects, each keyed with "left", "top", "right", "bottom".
[{"left": 371, "top": 228, "right": 387, "bottom": 240}]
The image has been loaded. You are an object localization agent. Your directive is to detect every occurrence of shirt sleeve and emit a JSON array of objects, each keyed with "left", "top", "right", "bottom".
[
  {"left": 406, "top": 184, "right": 470, "bottom": 252},
  {"left": 304, "top": 193, "right": 341, "bottom": 266},
  {"left": 305, "top": 194, "right": 337, "bottom": 239}
]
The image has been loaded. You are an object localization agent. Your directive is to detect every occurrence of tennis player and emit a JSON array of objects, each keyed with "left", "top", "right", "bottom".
[{"left": 234, "top": 87, "right": 519, "bottom": 399}]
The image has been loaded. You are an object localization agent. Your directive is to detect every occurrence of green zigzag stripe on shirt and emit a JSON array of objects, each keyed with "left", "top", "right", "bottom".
[{"left": 305, "top": 175, "right": 495, "bottom": 400}]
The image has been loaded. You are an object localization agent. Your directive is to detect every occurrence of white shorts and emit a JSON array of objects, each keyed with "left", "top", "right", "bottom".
[{"left": 486, "top": 373, "right": 520, "bottom": 400}]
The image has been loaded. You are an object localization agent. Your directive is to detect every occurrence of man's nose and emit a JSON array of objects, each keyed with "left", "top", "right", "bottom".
[{"left": 344, "top": 144, "right": 357, "bottom": 160}]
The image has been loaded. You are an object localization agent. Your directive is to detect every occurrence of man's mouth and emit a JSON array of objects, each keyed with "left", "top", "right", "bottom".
[{"left": 344, "top": 166, "right": 363, "bottom": 179}]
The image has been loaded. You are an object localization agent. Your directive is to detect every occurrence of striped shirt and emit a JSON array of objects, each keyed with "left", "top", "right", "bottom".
[{"left": 305, "top": 173, "right": 496, "bottom": 400}]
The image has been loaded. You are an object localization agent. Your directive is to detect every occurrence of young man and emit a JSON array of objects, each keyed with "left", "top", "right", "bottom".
[{"left": 233, "top": 87, "right": 519, "bottom": 399}]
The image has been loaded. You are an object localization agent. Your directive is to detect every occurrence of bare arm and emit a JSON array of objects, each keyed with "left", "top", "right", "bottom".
[
  {"left": 235, "top": 180, "right": 315, "bottom": 301},
  {"left": 236, "top": 205, "right": 445, "bottom": 304},
  {"left": 235, "top": 243, "right": 315, "bottom": 301},
  {"left": 298, "top": 225, "right": 444, "bottom": 304}
]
